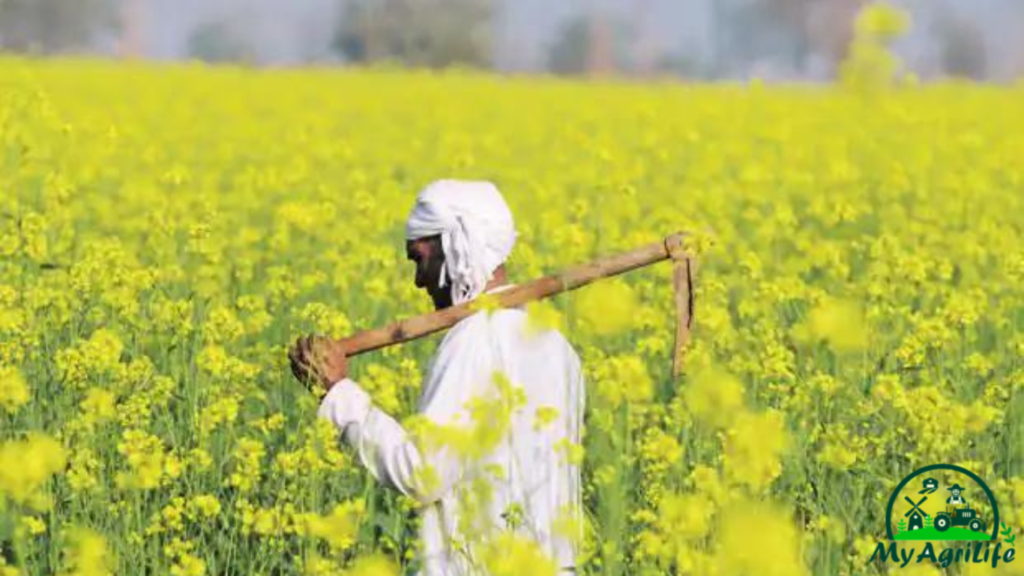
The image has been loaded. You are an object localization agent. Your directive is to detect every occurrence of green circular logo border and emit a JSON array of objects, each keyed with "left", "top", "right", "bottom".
[{"left": 885, "top": 463, "right": 1000, "bottom": 541}]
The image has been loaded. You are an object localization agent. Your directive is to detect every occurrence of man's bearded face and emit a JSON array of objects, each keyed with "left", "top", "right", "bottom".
[
  {"left": 952, "top": 489, "right": 960, "bottom": 497},
  {"left": 407, "top": 236, "right": 452, "bottom": 310}
]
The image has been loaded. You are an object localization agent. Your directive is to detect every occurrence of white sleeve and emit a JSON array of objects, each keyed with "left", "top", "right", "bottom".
[{"left": 317, "top": 377, "right": 462, "bottom": 505}]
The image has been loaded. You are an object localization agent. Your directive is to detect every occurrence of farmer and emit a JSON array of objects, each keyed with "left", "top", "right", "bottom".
[
  {"left": 947, "top": 483, "right": 967, "bottom": 506},
  {"left": 289, "top": 179, "right": 585, "bottom": 575}
]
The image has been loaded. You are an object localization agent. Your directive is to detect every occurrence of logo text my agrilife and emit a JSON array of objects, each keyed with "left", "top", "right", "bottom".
[{"left": 868, "top": 464, "right": 1016, "bottom": 569}]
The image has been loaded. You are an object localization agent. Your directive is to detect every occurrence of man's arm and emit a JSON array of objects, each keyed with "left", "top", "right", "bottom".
[
  {"left": 291, "top": 334, "right": 473, "bottom": 505},
  {"left": 317, "top": 377, "right": 463, "bottom": 506}
]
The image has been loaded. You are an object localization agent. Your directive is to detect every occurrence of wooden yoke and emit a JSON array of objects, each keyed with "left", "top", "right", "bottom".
[{"left": 324, "top": 232, "right": 698, "bottom": 376}]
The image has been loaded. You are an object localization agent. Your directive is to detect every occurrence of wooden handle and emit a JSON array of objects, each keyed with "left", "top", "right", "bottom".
[
  {"left": 331, "top": 232, "right": 692, "bottom": 357},
  {"left": 668, "top": 237, "right": 695, "bottom": 377}
]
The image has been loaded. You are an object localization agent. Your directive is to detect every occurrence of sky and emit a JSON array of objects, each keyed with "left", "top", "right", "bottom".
[{"left": 108, "top": 0, "right": 1024, "bottom": 80}]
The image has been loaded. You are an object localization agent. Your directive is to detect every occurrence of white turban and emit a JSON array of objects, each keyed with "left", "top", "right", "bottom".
[{"left": 405, "top": 179, "right": 517, "bottom": 305}]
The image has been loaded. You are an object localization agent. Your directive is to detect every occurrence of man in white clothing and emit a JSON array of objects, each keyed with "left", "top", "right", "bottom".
[{"left": 290, "top": 180, "right": 585, "bottom": 575}]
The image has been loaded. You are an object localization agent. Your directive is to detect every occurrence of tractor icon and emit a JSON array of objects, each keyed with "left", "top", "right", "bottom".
[
  {"left": 934, "top": 482, "right": 985, "bottom": 533},
  {"left": 934, "top": 506, "right": 986, "bottom": 533}
]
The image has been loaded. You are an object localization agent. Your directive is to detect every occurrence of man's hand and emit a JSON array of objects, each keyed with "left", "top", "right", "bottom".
[{"left": 288, "top": 335, "right": 349, "bottom": 393}]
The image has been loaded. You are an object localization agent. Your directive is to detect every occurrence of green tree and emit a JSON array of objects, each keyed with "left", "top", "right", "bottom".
[
  {"left": 924, "top": 515, "right": 933, "bottom": 529},
  {"left": 187, "top": 21, "right": 254, "bottom": 64},
  {"left": 0, "top": 0, "right": 116, "bottom": 53},
  {"left": 897, "top": 517, "right": 908, "bottom": 533},
  {"left": 755, "top": 0, "right": 814, "bottom": 68},
  {"left": 937, "top": 15, "right": 986, "bottom": 79},
  {"left": 547, "top": 16, "right": 591, "bottom": 75},
  {"left": 333, "top": 0, "right": 494, "bottom": 68},
  {"left": 547, "top": 13, "right": 638, "bottom": 75}
]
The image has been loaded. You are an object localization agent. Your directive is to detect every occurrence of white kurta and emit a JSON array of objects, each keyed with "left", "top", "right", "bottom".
[{"left": 318, "top": 304, "right": 585, "bottom": 575}]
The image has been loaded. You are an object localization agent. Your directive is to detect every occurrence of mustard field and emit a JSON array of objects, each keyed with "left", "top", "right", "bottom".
[{"left": 1, "top": 57, "right": 1023, "bottom": 576}]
